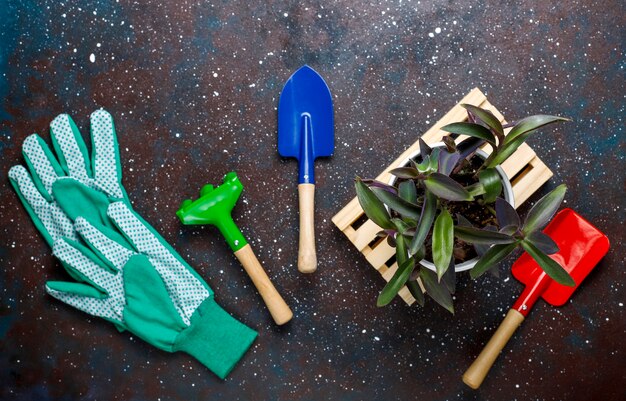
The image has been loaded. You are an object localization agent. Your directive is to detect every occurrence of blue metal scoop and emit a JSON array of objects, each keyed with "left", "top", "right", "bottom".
[{"left": 278, "top": 65, "right": 334, "bottom": 273}]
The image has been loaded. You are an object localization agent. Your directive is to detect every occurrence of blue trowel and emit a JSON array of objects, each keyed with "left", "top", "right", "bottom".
[{"left": 278, "top": 65, "right": 334, "bottom": 273}]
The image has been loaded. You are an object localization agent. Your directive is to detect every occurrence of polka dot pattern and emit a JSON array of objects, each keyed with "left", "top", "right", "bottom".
[
  {"left": 108, "top": 201, "right": 211, "bottom": 325},
  {"left": 22, "top": 134, "right": 58, "bottom": 197},
  {"left": 90, "top": 109, "right": 124, "bottom": 199},
  {"left": 75, "top": 217, "right": 134, "bottom": 270},
  {"left": 52, "top": 239, "right": 125, "bottom": 320},
  {"left": 50, "top": 114, "right": 91, "bottom": 182},
  {"left": 8, "top": 165, "right": 77, "bottom": 242}
]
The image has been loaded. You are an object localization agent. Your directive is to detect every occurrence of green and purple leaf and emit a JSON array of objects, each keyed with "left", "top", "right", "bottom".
[
  {"left": 495, "top": 197, "right": 520, "bottom": 229},
  {"left": 355, "top": 178, "right": 394, "bottom": 229},
  {"left": 424, "top": 173, "right": 473, "bottom": 201},
  {"left": 409, "top": 189, "right": 437, "bottom": 255},
  {"left": 419, "top": 138, "right": 432, "bottom": 160},
  {"left": 371, "top": 187, "right": 421, "bottom": 220},
  {"left": 398, "top": 180, "right": 418, "bottom": 204},
  {"left": 438, "top": 150, "right": 462, "bottom": 176},
  {"left": 377, "top": 255, "right": 416, "bottom": 306},
  {"left": 504, "top": 115, "right": 571, "bottom": 146},
  {"left": 461, "top": 104, "right": 504, "bottom": 140},
  {"left": 455, "top": 225, "right": 516, "bottom": 244},
  {"left": 521, "top": 240, "right": 575, "bottom": 286},
  {"left": 470, "top": 242, "right": 518, "bottom": 279},
  {"left": 389, "top": 167, "right": 421, "bottom": 179},
  {"left": 441, "top": 122, "right": 497, "bottom": 148},
  {"left": 360, "top": 179, "right": 398, "bottom": 194},
  {"left": 433, "top": 209, "right": 454, "bottom": 280},
  {"left": 525, "top": 231, "right": 560, "bottom": 255},
  {"left": 420, "top": 268, "right": 454, "bottom": 313},
  {"left": 478, "top": 168, "right": 503, "bottom": 203},
  {"left": 523, "top": 184, "right": 567, "bottom": 233},
  {"left": 406, "top": 279, "right": 425, "bottom": 306}
]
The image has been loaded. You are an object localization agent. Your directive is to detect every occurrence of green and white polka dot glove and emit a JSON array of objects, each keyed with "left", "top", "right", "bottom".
[
  {"left": 9, "top": 110, "right": 127, "bottom": 249},
  {"left": 9, "top": 111, "right": 257, "bottom": 378},
  {"left": 49, "top": 202, "right": 257, "bottom": 379}
]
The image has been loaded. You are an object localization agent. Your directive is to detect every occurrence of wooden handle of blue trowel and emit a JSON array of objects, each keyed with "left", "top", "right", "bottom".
[
  {"left": 298, "top": 183, "right": 317, "bottom": 273},
  {"left": 234, "top": 244, "right": 293, "bottom": 325}
]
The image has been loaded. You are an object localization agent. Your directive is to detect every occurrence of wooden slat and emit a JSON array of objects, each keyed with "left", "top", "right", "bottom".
[
  {"left": 353, "top": 219, "right": 383, "bottom": 251},
  {"left": 332, "top": 88, "right": 554, "bottom": 306},
  {"left": 512, "top": 157, "right": 553, "bottom": 205},
  {"left": 365, "top": 241, "right": 395, "bottom": 269}
]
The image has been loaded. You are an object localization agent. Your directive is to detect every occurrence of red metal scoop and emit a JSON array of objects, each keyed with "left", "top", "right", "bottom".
[{"left": 463, "top": 208, "right": 610, "bottom": 389}]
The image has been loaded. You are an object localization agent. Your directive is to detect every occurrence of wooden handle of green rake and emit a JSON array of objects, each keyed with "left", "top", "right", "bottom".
[
  {"left": 298, "top": 183, "right": 317, "bottom": 273},
  {"left": 463, "top": 309, "right": 525, "bottom": 389},
  {"left": 234, "top": 244, "right": 293, "bottom": 325}
]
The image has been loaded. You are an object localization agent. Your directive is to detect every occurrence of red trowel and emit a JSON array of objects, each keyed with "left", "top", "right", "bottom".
[{"left": 463, "top": 208, "right": 610, "bottom": 389}]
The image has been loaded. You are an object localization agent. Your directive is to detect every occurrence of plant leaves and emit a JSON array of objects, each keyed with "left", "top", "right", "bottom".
[
  {"left": 526, "top": 231, "right": 560, "bottom": 255},
  {"left": 442, "top": 135, "right": 457, "bottom": 152},
  {"left": 389, "top": 167, "right": 421, "bottom": 179},
  {"left": 424, "top": 173, "right": 473, "bottom": 201},
  {"left": 474, "top": 225, "right": 498, "bottom": 256},
  {"left": 523, "top": 184, "right": 567, "bottom": 233},
  {"left": 355, "top": 178, "right": 394, "bottom": 229},
  {"left": 504, "top": 115, "right": 571, "bottom": 146},
  {"left": 456, "top": 213, "right": 472, "bottom": 227},
  {"left": 377, "top": 256, "right": 416, "bottom": 306},
  {"left": 371, "top": 187, "right": 421, "bottom": 220},
  {"left": 495, "top": 197, "right": 520, "bottom": 229},
  {"left": 485, "top": 131, "right": 533, "bottom": 168},
  {"left": 428, "top": 148, "right": 440, "bottom": 171},
  {"left": 455, "top": 225, "right": 516, "bottom": 244},
  {"left": 442, "top": 257, "right": 456, "bottom": 294},
  {"left": 395, "top": 233, "right": 409, "bottom": 266},
  {"left": 409, "top": 189, "right": 437, "bottom": 255},
  {"left": 419, "top": 138, "right": 432, "bottom": 160},
  {"left": 420, "top": 268, "right": 454, "bottom": 313},
  {"left": 361, "top": 179, "right": 398, "bottom": 194},
  {"left": 457, "top": 137, "right": 485, "bottom": 160},
  {"left": 441, "top": 122, "right": 497, "bottom": 147},
  {"left": 470, "top": 242, "right": 518, "bottom": 279},
  {"left": 499, "top": 224, "right": 519, "bottom": 236},
  {"left": 438, "top": 150, "right": 462, "bottom": 176},
  {"left": 398, "top": 180, "right": 417, "bottom": 204},
  {"left": 432, "top": 209, "right": 454, "bottom": 280},
  {"left": 521, "top": 240, "right": 575, "bottom": 286},
  {"left": 478, "top": 168, "right": 503, "bottom": 203},
  {"left": 406, "top": 279, "right": 425, "bottom": 306},
  {"left": 461, "top": 104, "right": 504, "bottom": 139}
]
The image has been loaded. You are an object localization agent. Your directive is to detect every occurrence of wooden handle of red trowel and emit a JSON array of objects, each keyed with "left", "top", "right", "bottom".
[
  {"left": 298, "top": 183, "right": 317, "bottom": 273},
  {"left": 234, "top": 244, "right": 293, "bottom": 325},
  {"left": 463, "top": 309, "right": 525, "bottom": 389}
]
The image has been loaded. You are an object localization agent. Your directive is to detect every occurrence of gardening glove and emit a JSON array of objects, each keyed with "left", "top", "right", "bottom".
[
  {"left": 8, "top": 110, "right": 128, "bottom": 250},
  {"left": 9, "top": 110, "right": 257, "bottom": 378},
  {"left": 48, "top": 202, "right": 257, "bottom": 379}
]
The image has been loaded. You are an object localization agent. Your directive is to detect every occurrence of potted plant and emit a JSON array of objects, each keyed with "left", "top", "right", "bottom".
[{"left": 355, "top": 104, "right": 574, "bottom": 312}]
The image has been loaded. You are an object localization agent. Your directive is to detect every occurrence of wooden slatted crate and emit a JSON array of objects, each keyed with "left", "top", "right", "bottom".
[{"left": 332, "top": 88, "right": 553, "bottom": 305}]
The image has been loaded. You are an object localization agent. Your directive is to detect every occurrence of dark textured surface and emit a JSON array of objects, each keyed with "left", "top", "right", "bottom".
[{"left": 1, "top": 1, "right": 624, "bottom": 400}]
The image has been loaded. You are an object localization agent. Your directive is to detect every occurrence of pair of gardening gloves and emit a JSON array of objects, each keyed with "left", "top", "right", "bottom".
[{"left": 8, "top": 110, "right": 257, "bottom": 379}]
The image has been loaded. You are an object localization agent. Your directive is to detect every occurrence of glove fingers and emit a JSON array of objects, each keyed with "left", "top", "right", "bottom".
[
  {"left": 22, "top": 134, "right": 64, "bottom": 199},
  {"left": 75, "top": 216, "right": 135, "bottom": 270},
  {"left": 53, "top": 238, "right": 124, "bottom": 309},
  {"left": 107, "top": 201, "right": 210, "bottom": 320},
  {"left": 90, "top": 109, "right": 125, "bottom": 199},
  {"left": 50, "top": 114, "right": 92, "bottom": 180},
  {"left": 9, "top": 165, "right": 75, "bottom": 245},
  {"left": 46, "top": 281, "right": 122, "bottom": 323}
]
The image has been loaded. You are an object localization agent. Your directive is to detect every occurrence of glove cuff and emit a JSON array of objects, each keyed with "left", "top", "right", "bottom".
[{"left": 173, "top": 298, "right": 257, "bottom": 379}]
